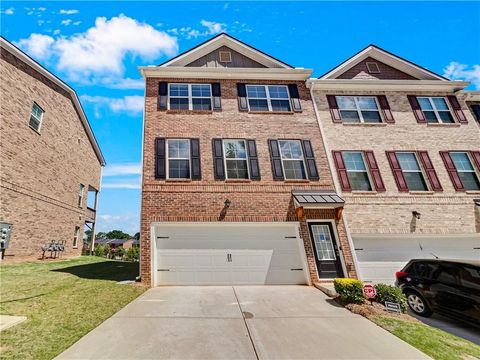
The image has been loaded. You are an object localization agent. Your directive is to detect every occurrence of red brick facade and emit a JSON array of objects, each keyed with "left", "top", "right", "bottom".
[{"left": 140, "top": 77, "right": 357, "bottom": 285}]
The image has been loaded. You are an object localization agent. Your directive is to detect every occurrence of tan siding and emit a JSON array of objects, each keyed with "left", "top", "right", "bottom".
[
  {"left": 337, "top": 57, "right": 417, "bottom": 80},
  {"left": 185, "top": 46, "right": 268, "bottom": 68}
]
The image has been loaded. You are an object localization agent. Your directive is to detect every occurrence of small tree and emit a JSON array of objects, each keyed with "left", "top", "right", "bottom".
[
  {"left": 126, "top": 246, "right": 139, "bottom": 262},
  {"left": 104, "top": 244, "right": 111, "bottom": 258},
  {"left": 94, "top": 244, "right": 104, "bottom": 257},
  {"left": 116, "top": 246, "right": 126, "bottom": 260}
]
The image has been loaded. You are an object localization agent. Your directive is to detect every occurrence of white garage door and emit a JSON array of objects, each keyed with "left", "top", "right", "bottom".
[
  {"left": 354, "top": 234, "right": 480, "bottom": 284},
  {"left": 153, "top": 223, "right": 308, "bottom": 286}
]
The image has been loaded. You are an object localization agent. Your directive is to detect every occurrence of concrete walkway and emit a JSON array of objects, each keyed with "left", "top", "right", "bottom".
[{"left": 57, "top": 286, "right": 430, "bottom": 359}]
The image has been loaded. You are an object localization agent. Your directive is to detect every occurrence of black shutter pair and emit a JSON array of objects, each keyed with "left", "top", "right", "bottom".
[
  {"left": 237, "top": 83, "right": 302, "bottom": 112},
  {"left": 268, "top": 140, "right": 319, "bottom": 181},
  {"left": 155, "top": 138, "right": 201, "bottom": 180},
  {"left": 212, "top": 139, "right": 261, "bottom": 180},
  {"left": 158, "top": 82, "right": 222, "bottom": 111}
]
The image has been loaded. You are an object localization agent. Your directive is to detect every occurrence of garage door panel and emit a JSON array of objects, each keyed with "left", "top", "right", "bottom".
[{"left": 154, "top": 224, "right": 307, "bottom": 286}]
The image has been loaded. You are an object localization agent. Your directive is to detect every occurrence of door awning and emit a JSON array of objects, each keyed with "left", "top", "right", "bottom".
[{"left": 292, "top": 190, "right": 345, "bottom": 209}]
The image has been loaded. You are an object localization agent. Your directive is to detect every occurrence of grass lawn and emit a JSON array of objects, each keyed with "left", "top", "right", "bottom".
[
  {"left": 0, "top": 256, "right": 146, "bottom": 360},
  {"left": 371, "top": 315, "right": 480, "bottom": 360}
]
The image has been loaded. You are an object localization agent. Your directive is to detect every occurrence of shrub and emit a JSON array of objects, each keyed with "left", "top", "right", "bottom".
[
  {"left": 126, "top": 246, "right": 139, "bottom": 262},
  {"left": 94, "top": 244, "right": 104, "bottom": 257},
  {"left": 334, "top": 278, "right": 365, "bottom": 303},
  {"left": 374, "top": 283, "right": 408, "bottom": 312},
  {"left": 116, "top": 246, "right": 126, "bottom": 259},
  {"left": 103, "top": 244, "right": 111, "bottom": 258}
]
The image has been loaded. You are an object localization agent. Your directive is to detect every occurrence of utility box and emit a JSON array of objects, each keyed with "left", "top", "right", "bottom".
[{"left": 0, "top": 223, "right": 13, "bottom": 259}]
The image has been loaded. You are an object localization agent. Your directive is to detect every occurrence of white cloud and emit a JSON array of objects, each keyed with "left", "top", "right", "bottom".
[
  {"left": 59, "top": 9, "right": 79, "bottom": 14},
  {"left": 96, "top": 213, "right": 139, "bottom": 234},
  {"left": 443, "top": 62, "right": 480, "bottom": 89},
  {"left": 105, "top": 77, "right": 144, "bottom": 90},
  {"left": 102, "top": 182, "right": 141, "bottom": 189},
  {"left": 103, "top": 163, "right": 142, "bottom": 177},
  {"left": 61, "top": 19, "right": 72, "bottom": 26},
  {"left": 15, "top": 34, "right": 54, "bottom": 59},
  {"left": 200, "top": 20, "right": 226, "bottom": 35},
  {"left": 16, "top": 14, "right": 178, "bottom": 85},
  {"left": 73, "top": 21, "right": 81, "bottom": 26},
  {"left": 53, "top": 29, "right": 61, "bottom": 35},
  {"left": 80, "top": 95, "right": 144, "bottom": 116},
  {"left": 169, "top": 20, "right": 226, "bottom": 39},
  {"left": 1, "top": 7, "right": 15, "bottom": 15}
]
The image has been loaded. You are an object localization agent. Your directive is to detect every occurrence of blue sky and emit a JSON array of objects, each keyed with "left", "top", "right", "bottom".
[{"left": 1, "top": 1, "right": 479, "bottom": 235}]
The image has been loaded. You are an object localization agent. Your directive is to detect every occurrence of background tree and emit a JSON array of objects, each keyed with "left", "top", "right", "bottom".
[
  {"left": 105, "top": 230, "right": 131, "bottom": 239},
  {"left": 134, "top": 232, "right": 140, "bottom": 241},
  {"left": 95, "top": 232, "right": 106, "bottom": 239}
]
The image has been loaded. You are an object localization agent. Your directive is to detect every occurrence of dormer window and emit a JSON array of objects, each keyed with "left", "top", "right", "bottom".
[
  {"left": 219, "top": 51, "right": 232, "bottom": 63},
  {"left": 366, "top": 62, "right": 380, "bottom": 74}
]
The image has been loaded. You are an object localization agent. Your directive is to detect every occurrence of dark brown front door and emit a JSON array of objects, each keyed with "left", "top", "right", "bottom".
[{"left": 308, "top": 222, "right": 344, "bottom": 279}]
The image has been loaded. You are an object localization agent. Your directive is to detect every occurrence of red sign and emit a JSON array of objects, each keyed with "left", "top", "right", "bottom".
[{"left": 363, "top": 284, "right": 377, "bottom": 299}]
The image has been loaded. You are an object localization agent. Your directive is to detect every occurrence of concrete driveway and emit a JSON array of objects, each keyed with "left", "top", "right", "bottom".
[{"left": 57, "top": 286, "right": 429, "bottom": 360}]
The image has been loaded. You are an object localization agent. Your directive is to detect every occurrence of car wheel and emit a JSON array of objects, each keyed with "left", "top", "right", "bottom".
[{"left": 406, "top": 291, "right": 432, "bottom": 317}]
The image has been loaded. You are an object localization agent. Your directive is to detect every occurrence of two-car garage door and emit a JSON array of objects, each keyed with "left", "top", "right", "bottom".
[{"left": 152, "top": 223, "right": 308, "bottom": 286}]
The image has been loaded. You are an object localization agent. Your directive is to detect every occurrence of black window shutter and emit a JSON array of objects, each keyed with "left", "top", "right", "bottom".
[
  {"left": 268, "top": 139, "right": 284, "bottom": 180},
  {"left": 154, "top": 137, "right": 166, "bottom": 179},
  {"left": 212, "top": 139, "right": 225, "bottom": 180},
  {"left": 302, "top": 140, "right": 319, "bottom": 180},
  {"left": 190, "top": 138, "right": 201, "bottom": 180},
  {"left": 158, "top": 82, "right": 168, "bottom": 111},
  {"left": 288, "top": 84, "right": 302, "bottom": 112},
  {"left": 237, "top": 83, "right": 248, "bottom": 111},
  {"left": 247, "top": 139, "right": 261, "bottom": 180},
  {"left": 211, "top": 83, "right": 222, "bottom": 110}
]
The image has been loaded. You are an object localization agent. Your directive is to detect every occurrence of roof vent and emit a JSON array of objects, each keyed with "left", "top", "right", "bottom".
[
  {"left": 366, "top": 62, "right": 380, "bottom": 74},
  {"left": 219, "top": 51, "right": 232, "bottom": 63}
]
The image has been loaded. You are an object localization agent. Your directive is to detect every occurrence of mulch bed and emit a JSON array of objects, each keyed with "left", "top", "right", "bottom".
[{"left": 338, "top": 299, "right": 419, "bottom": 323}]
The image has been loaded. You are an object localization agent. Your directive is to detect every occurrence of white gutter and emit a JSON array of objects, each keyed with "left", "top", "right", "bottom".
[
  {"left": 139, "top": 66, "right": 312, "bottom": 81},
  {"left": 306, "top": 79, "right": 469, "bottom": 92},
  {"left": 309, "top": 82, "right": 362, "bottom": 279}
]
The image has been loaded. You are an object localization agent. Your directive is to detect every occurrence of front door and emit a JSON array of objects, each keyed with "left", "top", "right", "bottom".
[{"left": 308, "top": 222, "right": 344, "bottom": 279}]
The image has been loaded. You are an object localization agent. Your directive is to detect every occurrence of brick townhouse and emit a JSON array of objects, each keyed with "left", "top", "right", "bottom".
[
  {"left": 0, "top": 37, "right": 105, "bottom": 259},
  {"left": 308, "top": 45, "right": 480, "bottom": 283},
  {"left": 139, "top": 33, "right": 357, "bottom": 286}
]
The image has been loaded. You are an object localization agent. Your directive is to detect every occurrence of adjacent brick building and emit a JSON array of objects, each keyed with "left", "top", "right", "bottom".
[
  {"left": 139, "top": 34, "right": 357, "bottom": 286},
  {"left": 0, "top": 37, "right": 105, "bottom": 259},
  {"left": 308, "top": 45, "right": 480, "bottom": 283}
]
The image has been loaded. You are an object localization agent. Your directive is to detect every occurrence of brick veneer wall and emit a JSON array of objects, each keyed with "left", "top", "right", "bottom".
[
  {"left": 312, "top": 89, "right": 480, "bottom": 236},
  {"left": 141, "top": 77, "right": 357, "bottom": 285},
  {"left": 0, "top": 48, "right": 102, "bottom": 259}
]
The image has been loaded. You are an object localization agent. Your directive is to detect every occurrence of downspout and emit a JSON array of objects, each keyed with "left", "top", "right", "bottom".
[
  {"left": 308, "top": 81, "right": 361, "bottom": 279},
  {"left": 90, "top": 166, "right": 103, "bottom": 255}
]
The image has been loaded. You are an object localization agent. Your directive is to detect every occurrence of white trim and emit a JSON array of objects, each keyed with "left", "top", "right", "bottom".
[
  {"left": 167, "top": 83, "right": 212, "bottom": 111},
  {"left": 397, "top": 152, "right": 429, "bottom": 191},
  {"left": 1, "top": 38, "right": 105, "bottom": 166},
  {"left": 246, "top": 84, "right": 291, "bottom": 112},
  {"left": 29, "top": 102, "right": 44, "bottom": 132},
  {"left": 319, "top": 45, "right": 447, "bottom": 81},
  {"left": 336, "top": 95, "right": 383, "bottom": 123},
  {"left": 139, "top": 66, "right": 312, "bottom": 81},
  {"left": 73, "top": 226, "right": 80, "bottom": 249},
  {"left": 306, "top": 79, "right": 468, "bottom": 92},
  {"left": 278, "top": 140, "right": 307, "bottom": 180},
  {"left": 78, "top": 184, "right": 85, "bottom": 208},
  {"left": 343, "top": 151, "right": 374, "bottom": 191},
  {"left": 159, "top": 34, "right": 292, "bottom": 69},
  {"left": 219, "top": 50, "right": 232, "bottom": 63},
  {"left": 166, "top": 139, "right": 191, "bottom": 180},
  {"left": 450, "top": 152, "right": 480, "bottom": 190},
  {"left": 366, "top": 62, "right": 380, "bottom": 74},
  {"left": 223, "top": 139, "right": 250, "bottom": 180},
  {"left": 417, "top": 96, "right": 455, "bottom": 124}
]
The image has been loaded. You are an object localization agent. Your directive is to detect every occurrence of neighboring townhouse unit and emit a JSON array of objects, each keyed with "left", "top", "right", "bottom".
[
  {"left": 308, "top": 45, "right": 480, "bottom": 284},
  {"left": 139, "top": 33, "right": 357, "bottom": 286},
  {"left": 0, "top": 37, "right": 105, "bottom": 259}
]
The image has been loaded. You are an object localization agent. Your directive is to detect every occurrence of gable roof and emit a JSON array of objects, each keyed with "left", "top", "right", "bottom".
[
  {"left": 319, "top": 44, "right": 448, "bottom": 81},
  {"left": 0, "top": 36, "right": 105, "bottom": 166},
  {"left": 159, "top": 33, "right": 293, "bottom": 69}
]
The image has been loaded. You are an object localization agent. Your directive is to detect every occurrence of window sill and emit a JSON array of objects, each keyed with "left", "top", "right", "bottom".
[
  {"left": 248, "top": 111, "right": 294, "bottom": 115},
  {"left": 29, "top": 126, "right": 41, "bottom": 135},
  {"left": 408, "top": 191, "right": 435, "bottom": 195},
  {"left": 351, "top": 191, "right": 377, "bottom": 195},
  {"left": 466, "top": 190, "right": 480, "bottom": 194},
  {"left": 283, "top": 180, "right": 310, "bottom": 183},
  {"left": 426, "top": 123, "right": 461, "bottom": 127},
  {"left": 341, "top": 122, "right": 387, "bottom": 127},
  {"left": 166, "top": 110, "right": 213, "bottom": 115},
  {"left": 225, "top": 179, "right": 252, "bottom": 183},
  {"left": 165, "top": 179, "right": 192, "bottom": 183}
]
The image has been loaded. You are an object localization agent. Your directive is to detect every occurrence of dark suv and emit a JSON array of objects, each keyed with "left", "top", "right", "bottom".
[{"left": 395, "top": 259, "right": 480, "bottom": 326}]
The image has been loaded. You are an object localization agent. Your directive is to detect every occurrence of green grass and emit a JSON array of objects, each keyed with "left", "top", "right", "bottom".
[
  {"left": 371, "top": 315, "right": 480, "bottom": 360},
  {"left": 0, "top": 256, "right": 146, "bottom": 360}
]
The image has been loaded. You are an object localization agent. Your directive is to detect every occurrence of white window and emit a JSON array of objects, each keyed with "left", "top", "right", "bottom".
[
  {"left": 342, "top": 152, "right": 372, "bottom": 191},
  {"left": 336, "top": 96, "right": 382, "bottom": 123},
  {"left": 29, "top": 102, "right": 44, "bottom": 132},
  {"left": 78, "top": 184, "right": 85, "bottom": 207},
  {"left": 73, "top": 226, "right": 80, "bottom": 248},
  {"left": 450, "top": 152, "right": 480, "bottom": 191},
  {"left": 279, "top": 140, "right": 307, "bottom": 180},
  {"left": 223, "top": 139, "right": 249, "bottom": 179},
  {"left": 397, "top": 152, "right": 428, "bottom": 191},
  {"left": 167, "top": 139, "right": 191, "bottom": 179},
  {"left": 168, "top": 83, "right": 212, "bottom": 110},
  {"left": 246, "top": 85, "right": 291, "bottom": 112},
  {"left": 417, "top": 97, "right": 454, "bottom": 123}
]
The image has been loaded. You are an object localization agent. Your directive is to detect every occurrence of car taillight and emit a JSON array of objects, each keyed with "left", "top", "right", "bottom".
[{"left": 395, "top": 271, "right": 408, "bottom": 280}]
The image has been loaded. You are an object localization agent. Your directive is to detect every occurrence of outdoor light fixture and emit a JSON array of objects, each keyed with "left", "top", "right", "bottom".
[
  {"left": 224, "top": 199, "right": 231, "bottom": 208},
  {"left": 412, "top": 211, "right": 421, "bottom": 220},
  {"left": 474, "top": 199, "right": 480, "bottom": 207}
]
